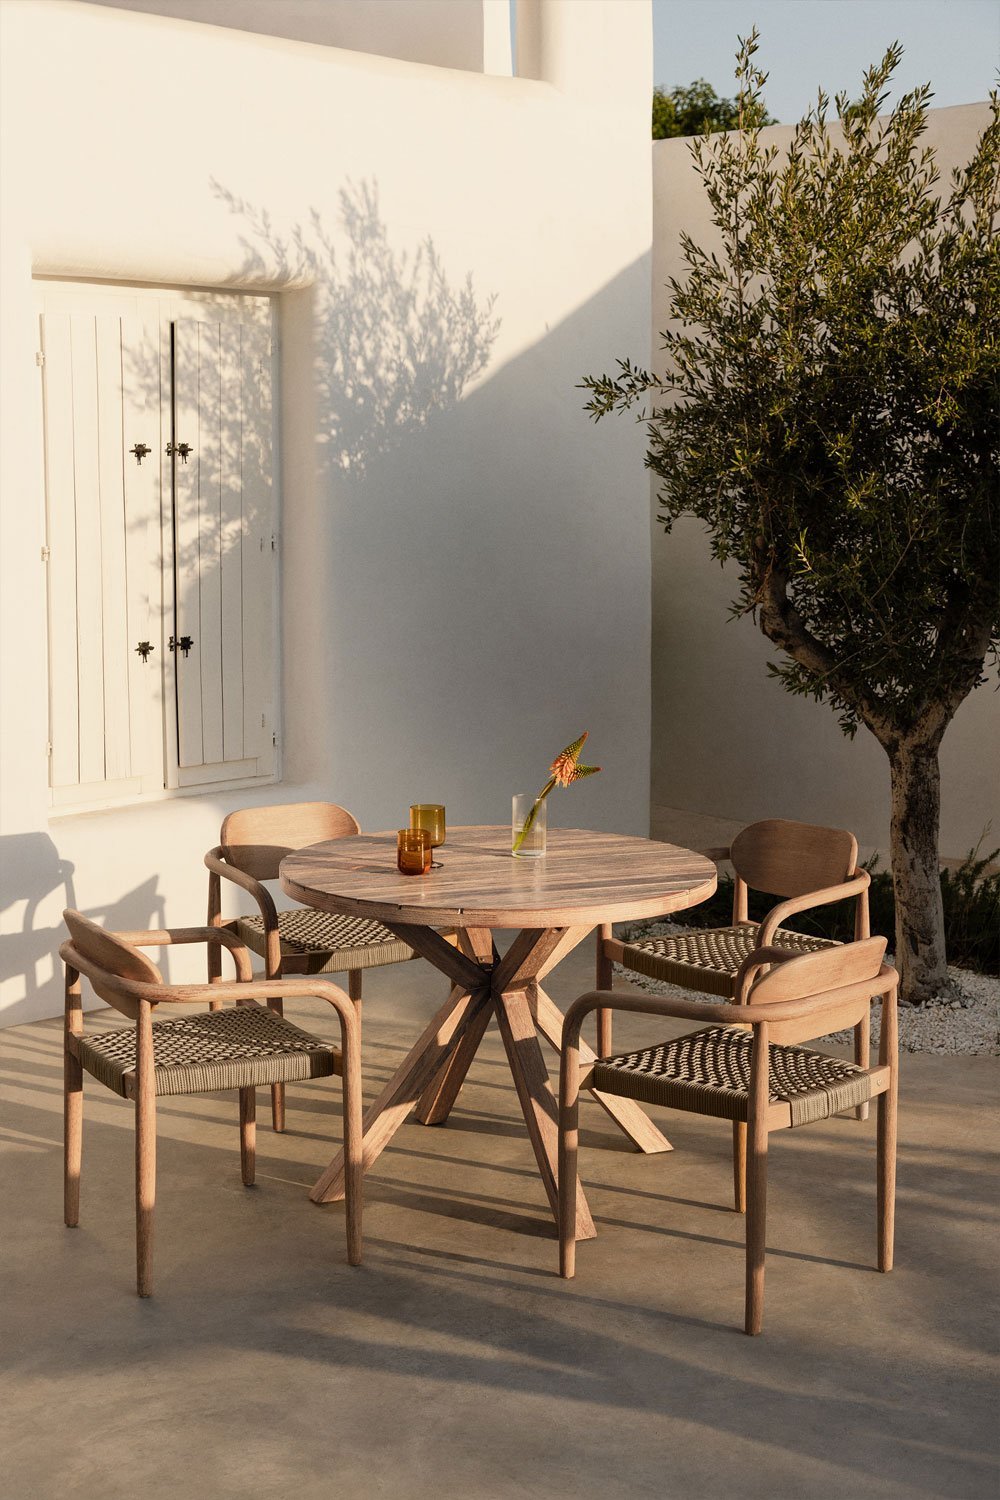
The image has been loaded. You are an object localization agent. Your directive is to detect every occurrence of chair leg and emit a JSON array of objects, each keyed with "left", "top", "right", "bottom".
[
  {"left": 348, "top": 969, "right": 362, "bottom": 1037},
  {"left": 64, "top": 968, "right": 83, "bottom": 1228},
  {"left": 64, "top": 1055, "right": 83, "bottom": 1228},
  {"left": 853, "top": 1012, "right": 870, "bottom": 1121},
  {"left": 877, "top": 1079, "right": 897, "bottom": 1273},
  {"left": 732, "top": 1121, "right": 746, "bottom": 1214},
  {"left": 744, "top": 1026, "right": 769, "bottom": 1335},
  {"left": 136, "top": 1110, "right": 156, "bottom": 1297},
  {"left": 558, "top": 1066, "right": 581, "bottom": 1279},
  {"left": 206, "top": 875, "right": 224, "bottom": 1010},
  {"left": 239, "top": 1087, "right": 256, "bottom": 1186},
  {"left": 341, "top": 1014, "right": 364, "bottom": 1267},
  {"left": 877, "top": 982, "right": 898, "bottom": 1272},
  {"left": 744, "top": 1127, "right": 768, "bottom": 1334},
  {"left": 135, "top": 1012, "right": 156, "bottom": 1298},
  {"left": 595, "top": 924, "right": 613, "bottom": 1057},
  {"left": 268, "top": 999, "right": 286, "bottom": 1133}
]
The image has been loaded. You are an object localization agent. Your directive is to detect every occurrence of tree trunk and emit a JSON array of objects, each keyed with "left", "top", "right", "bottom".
[{"left": 885, "top": 738, "right": 950, "bottom": 1004}]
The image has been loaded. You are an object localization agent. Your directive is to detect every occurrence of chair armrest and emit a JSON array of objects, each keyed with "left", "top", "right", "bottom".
[
  {"left": 60, "top": 948, "right": 348, "bottom": 1015},
  {"left": 78, "top": 926, "right": 254, "bottom": 981},
  {"left": 186, "top": 976, "right": 359, "bottom": 1029},
  {"left": 204, "top": 846, "right": 279, "bottom": 932},
  {"left": 562, "top": 967, "right": 897, "bottom": 1052},
  {"left": 563, "top": 989, "right": 746, "bottom": 1051},
  {"left": 758, "top": 871, "right": 871, "bottom": 947},
  {"left": 108, "top": 974, "right": 360, "bottom": 1035},
  {"left": 59, "top": 952, "right": 360, "bottom": 1063}
]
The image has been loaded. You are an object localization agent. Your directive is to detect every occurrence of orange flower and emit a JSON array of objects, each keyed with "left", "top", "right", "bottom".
[
  {"left": 550, "top": 731, "right": 602, "bottom": 787},
  {"left": 512, "top": 731, "right": 602, "bottom": 854},
  {"left": 550, "top": 752, "right": 577, "bottom": 787}
]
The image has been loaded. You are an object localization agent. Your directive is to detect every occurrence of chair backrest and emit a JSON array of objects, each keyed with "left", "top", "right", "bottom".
[
  {"left": 730, "top": 819, "right": 858, "bottom": 900},
  {"left": 747, "top": 935, "right": 887, "bottom": 1044},
  {"left": 220, "top": 801, "right": 362, "bottom": 881},
  {"left": 63, "top": 909, "right": 162, "bottom": 1009}
]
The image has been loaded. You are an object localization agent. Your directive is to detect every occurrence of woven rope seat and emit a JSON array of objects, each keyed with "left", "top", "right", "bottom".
[
  {"left": 618, "top": 921, "right": 837, "bottom": 997},
  {"left": 77, "top": 1004, "right": 339, "bottom": 1100},
  {"left": 592, "top": 1026, "right": 871, "bottom": 1127},
  {"left": 236, "top": 907, "right": 416, "bottom": 972}
]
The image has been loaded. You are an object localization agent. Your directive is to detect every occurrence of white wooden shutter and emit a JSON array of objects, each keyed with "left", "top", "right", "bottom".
[
  {"left": 41, "top": 311, "right": 163, "bottom": 804},
  {"left": 169, "top": 317, "right": 275, "bottom": 787}
]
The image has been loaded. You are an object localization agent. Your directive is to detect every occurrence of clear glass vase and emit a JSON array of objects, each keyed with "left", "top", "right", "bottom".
[{"left": 512, "top": 793, "right": 546, "bottom": 858}]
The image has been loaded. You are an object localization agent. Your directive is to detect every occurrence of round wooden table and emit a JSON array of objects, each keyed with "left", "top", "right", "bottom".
[{"left": 281, "top": 825, "right": 717, "bottom": 1238}]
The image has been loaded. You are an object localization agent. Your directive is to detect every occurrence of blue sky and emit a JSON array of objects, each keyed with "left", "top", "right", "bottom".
[{"left": 652, "top": 0, "right": 999, "bottom": 122}]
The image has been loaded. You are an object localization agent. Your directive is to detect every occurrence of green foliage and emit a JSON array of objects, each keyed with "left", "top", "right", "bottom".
[
  {"left": 626, "top": 846, "right": 999, "bottom": 977},
  {"left": 591, "top": 34, "right": 1000, "bottom": 748},
  {"left": 653, "top": 79, "right": 773, "bottom": 139},
  {"left": 939, "top": 844, "right": 1000, "bottom": 972}
]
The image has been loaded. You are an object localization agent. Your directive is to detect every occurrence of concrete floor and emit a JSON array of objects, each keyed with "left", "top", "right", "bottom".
[{"left": 2, "top": 941, "right": 998, "bottom": 1500}]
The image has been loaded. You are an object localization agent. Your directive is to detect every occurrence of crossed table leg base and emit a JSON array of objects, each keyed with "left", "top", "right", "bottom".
[{"left": 309, "top": 924, "right": 673, "bottom": 1239}]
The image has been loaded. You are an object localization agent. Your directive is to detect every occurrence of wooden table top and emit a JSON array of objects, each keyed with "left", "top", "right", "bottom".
[{"left": 280, "top": 825, "right": 717, "bottom": 929}]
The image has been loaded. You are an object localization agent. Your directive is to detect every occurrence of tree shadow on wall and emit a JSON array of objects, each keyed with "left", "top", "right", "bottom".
[
  {"left": 212, "top": 178, "right": 501, "bottom": 482},
  {"left": 0, "top": 834, "right": 166, "bottom": 1026}
]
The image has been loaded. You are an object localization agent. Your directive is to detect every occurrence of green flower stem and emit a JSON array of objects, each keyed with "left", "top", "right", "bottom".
[{"left": 512, "top": 776, "right": 556, "bottom": 855}]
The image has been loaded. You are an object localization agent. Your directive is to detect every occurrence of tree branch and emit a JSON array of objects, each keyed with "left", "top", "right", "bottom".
[
  {"left": 920, "top": 610, "right": 997, "bottom": 743},
  {"left": 756, "top": 560, "right": 894, "bottom": 742}
]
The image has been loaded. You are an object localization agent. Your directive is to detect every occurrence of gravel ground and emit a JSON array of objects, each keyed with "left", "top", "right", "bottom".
[{"left": 614, "top": 921, "right": 1000, "bottom": 1056}]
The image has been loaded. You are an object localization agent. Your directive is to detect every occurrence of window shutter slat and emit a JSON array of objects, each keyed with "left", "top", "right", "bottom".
[
  {"left": 240, "top": 324, "right": 275, "bottom": 774},
  {"left": 196, "top": 321, "right": 225, "bottom": 766},
  {"left": 41, "top": 313, "right": 81, "bottom": 791},
  {"left": 220, "top": 322, "right": 245, "bottom": 762},
  {"left": 121, "top": 312, "right": 164, "bottom": 793},
  {"left": 70, "top": 313, "right": 107, "bottom": 786},
  {"left": 171, "top": 318, "right": 204, "bottom": 767},
  {"left": 95, "top": 314, "right": 131, "bottom": 783}
]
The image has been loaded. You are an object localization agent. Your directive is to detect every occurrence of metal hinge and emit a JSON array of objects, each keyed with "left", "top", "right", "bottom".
[
  {"left": 41, "top": 545, "right": 51, "bottom": 563},
  {"left": 272, "top": 732, "right": 277, "bottom": 747},
  {"left": 35, "top": 351, "right": 45, "bottom": 368},
  {"left": 46, "top": 741, "right": 53, "bottom": 757}
]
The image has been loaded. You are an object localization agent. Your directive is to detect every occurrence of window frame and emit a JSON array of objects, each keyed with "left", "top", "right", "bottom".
[{"left": 35, "top": 277, "right": 282, "bottom": 817}]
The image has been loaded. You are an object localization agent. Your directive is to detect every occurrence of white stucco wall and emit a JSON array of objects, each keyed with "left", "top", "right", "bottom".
[
  {"left": 650, "top": 104, "right": 999, "bottom": 862},
  {"left": 81, "top": 0, "right": 501, "bottom": 73},
  {"left": 0, "top": 0, "right": 653, "bottom": 1024}
]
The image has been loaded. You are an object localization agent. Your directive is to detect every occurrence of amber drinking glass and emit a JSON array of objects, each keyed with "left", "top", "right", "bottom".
[
  {"left": 397, "top": 828, "right": 431, "bottom": 876},
  {"left": 409, "top": 804, "right": 445, "bottom": 868}
]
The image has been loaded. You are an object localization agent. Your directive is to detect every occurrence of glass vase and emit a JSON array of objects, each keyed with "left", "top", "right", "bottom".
[{"left": 512, "top": 793, "right": 546, "bottom": 858}]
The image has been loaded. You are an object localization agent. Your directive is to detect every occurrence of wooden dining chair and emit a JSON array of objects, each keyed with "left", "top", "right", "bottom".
[
  {"left": 61, "top": 910, "right": 363, "bottom": 1296},
  {"left": 206, "top": 801, "right": 422, "bottom": 1132},
  {"left": 560, "top": 936, "right": 898, "bottom": 1334},
  {"left": 596, "top": 818, "right": 872, "bottom": 1115}
]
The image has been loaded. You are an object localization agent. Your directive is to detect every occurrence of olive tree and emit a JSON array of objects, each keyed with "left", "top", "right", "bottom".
[{"left": 586, "top": 37, "right": 999, "bottom": 1003}]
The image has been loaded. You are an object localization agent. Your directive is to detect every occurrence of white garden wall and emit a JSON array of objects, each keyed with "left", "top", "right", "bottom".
[
  {"left": 650, "top": 104, "right": 999, "bottom": 863},
  {"left": 0, "top": 0, "right": 653, "bottom": 1024}
]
